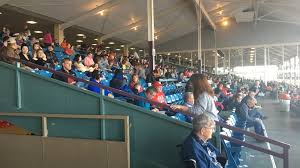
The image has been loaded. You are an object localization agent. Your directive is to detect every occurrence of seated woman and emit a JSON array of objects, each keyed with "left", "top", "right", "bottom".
[
  {"left": 64, "top": 43, "right": 74, "bottom": 56},
  {"left": 19, "top": 44, "right": 33, "bottom": 62},
  {"left": 182, "top": 114, "right": 224, "bottom": 168},
  {"left": 33, "top": 49, "right": 47, "bottom": 67},
  {"left": 32, "top": 42, "right": 42, "bottom": 58},
  {"left": 73, "top": 54, "right": 95, "bottom": 72}
]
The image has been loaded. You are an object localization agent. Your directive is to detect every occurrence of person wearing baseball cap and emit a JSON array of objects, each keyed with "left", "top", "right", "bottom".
[
  {"left": 0, "top": 37, "right": 19, "bottom": 64},
  {"left": 152, "top": 81, "right": 167, "bottom": 110}
]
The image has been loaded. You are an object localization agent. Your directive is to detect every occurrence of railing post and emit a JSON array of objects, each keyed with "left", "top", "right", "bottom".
[
  {"left": 283, "top": 147, "right": 289, "bottom": 168},
  {"left": 42, "top": 116, "right": 48, "bottom": 137},
  {"left": 16, "top": 62, "right": 22, "bottom": 109},
  {"left": 215, "top": 125, "right": 221, "bottom": 151},
  {"left": 99, "top": 96, "right": 106, "bottom": 140}
]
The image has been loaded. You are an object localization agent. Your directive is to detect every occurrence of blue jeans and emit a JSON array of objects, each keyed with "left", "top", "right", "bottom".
[{"left": 246, "top": 119, "right": 266, "bottom": 136}]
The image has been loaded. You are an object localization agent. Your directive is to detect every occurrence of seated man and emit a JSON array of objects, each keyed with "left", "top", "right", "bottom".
[
  {"left": 241, "top": 91, "right": 266, "bottom": 120},
  {"left": 182, "top": 114, "right": 224, "bottom": 168},
  {"left": 52, "top": 58, "right": 76, "bottom": 85},
  {"left": 236, "top": 97, "right": 267, "bottom": 137},
  {"left": 87, "top": 70, "right": 113, "bottom": 97}
]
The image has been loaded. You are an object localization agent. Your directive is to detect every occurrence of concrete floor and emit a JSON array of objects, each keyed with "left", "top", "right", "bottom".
[{"left": 239, "top": 97, "right": 299, "bottom": 168}]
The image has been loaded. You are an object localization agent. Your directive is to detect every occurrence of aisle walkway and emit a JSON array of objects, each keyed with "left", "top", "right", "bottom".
[{"left": 239, "top": 97, "right": 299, "bottom": 168}]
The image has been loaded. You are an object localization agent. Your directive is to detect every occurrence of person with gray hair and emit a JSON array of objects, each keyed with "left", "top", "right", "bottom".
[{"left": 182, "top": 114, "right": 224, "bottom": 168}]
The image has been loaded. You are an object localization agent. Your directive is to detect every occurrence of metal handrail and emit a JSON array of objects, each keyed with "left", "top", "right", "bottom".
[
  {"left": 0, "top": 56, "right": 291, "bottom": 167},
  {"left": 217, "top": 121, "right": 291, "bottom": 168},
  {"left": 216, "top": 121, "right": 290, "bottom": 148}
]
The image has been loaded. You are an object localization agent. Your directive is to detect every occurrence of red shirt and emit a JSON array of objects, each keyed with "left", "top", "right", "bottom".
[{"left": 152, "top": 92, "right": 167, "bottom": 109}]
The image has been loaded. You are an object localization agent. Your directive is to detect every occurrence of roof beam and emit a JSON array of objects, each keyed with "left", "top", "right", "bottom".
[
  {"left": 0, "top": 0, "right": 10, "bottom": 6},
  {"left": 258, "top": 18, "right": 300, "bottom": 26},
  {"left": 61, "top": 0, "right": 125, "bottom": 30},
  {"left": 257, "top": 9, "right": 280, "bottom": 20},
  {"left": 100, "top": 0, "right": 189, "bottom": 41},
  {"left": 193, "top": 0, "right": 216, "bottom": 30}
]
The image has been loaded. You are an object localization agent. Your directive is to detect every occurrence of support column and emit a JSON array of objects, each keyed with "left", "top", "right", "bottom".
[
  {"left": 191, "top": 52, "right": 193, "bottom": 67},
  {"left": 215, "top": 53, "right": 218, "bottom": 75},
  {"left": 196, "top": 3, "right": 202, "bottom": 73},
  {"left": 255, "top": 49, "right": 257, "bottom": 66},
  {"left": 241, "top": 49, "right": 244, "bottom": 67},
  {"left": 54, "top": 24, "right": 64, "bottom": 44},
  {"left": 203, "top": 52, "right": 206, "bottom": 72},
  {"left": 297, "top": 45, "right": 299, "bottom": 86},
  {"left": 124, "top": 45, "right": 129, "bottom": 56},
  {"left": 228, "top": 49, "right": 231, "bottom": 72},
  {"left": 147, "top": 0, "right": 155, "bottom": 71},
  {"left": 282, "top": 46, "right": 285, "bottom": 82},
  {"left": 294, "top": 48, "right": 297, "bottom": 85},
  {"left": 264, "top": 47, "right": 267, "bottom": 83},
  {"left": 223, "top": 57, "right": 226, "bottom": 73},
  {"left": 179, "top": 55, "right": 181, "bottom": 65}
]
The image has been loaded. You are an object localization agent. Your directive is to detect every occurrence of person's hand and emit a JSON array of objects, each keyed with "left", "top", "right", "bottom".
[
  {"left": 152, "top": 108, "right": 159, "bottom": 112},
  {"left": 107, "top": 93, "right": 114, "bottom": 98},
  {"left": 170, "top": 105, "right": 180, "bottom": 111}
]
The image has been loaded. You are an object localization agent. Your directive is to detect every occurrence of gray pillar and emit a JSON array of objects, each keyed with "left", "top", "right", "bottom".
[
  {"left": 124, "top": 45, "right": 129, "bottom": 56},
  {"left": 203, "top": 52, "right": 206, "bottom": 72},
  {"left": 282, "top": 46, "right": 285, "bottom": 82},
  {"left": 298, "top": 45, "right": 300, "bottom": 86},
  {"left": 255, "top": 49, "right": 257, "bottom": 66},
  {"left": 197, "top": 6, "right": 202, "bottom": 73},
  {"left": 264, "top": 47, "right": 267, "bottom": 82},
  {"left": 215, "top": 53, "right": 218, "bottom": 75},
  {"left": 54, "top": 24, "right": 64, "bottom": 44},
  {"left": 191, "top": 52, "right": 193, "bottom": 67},
  {"left": 241, "top": 49, "right": 244, "bottom": 67},
  {"left": 179, "top": 55, "right": 181, "bottom": 65},
  {"left": 228, "top": 49, "right": 231, "bottom": 72},
  {"left": 147, "top": 0, "right": 155, "bottom": 71},
  {"left": 223, "top": 57, "right": 226, "bottom": 73}
]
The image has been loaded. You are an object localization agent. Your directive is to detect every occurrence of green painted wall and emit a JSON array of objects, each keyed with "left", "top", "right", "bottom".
[{"left": 0, "top": 62, "right": 192, "bottom": 168}]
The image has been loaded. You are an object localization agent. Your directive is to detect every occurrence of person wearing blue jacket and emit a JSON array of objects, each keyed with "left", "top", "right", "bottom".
[
  {"left": 87, "top": 70, "right": 113, "bottom": 96},
  {"left": 182, "top": 114, "right": 224, "bottom": 168}
]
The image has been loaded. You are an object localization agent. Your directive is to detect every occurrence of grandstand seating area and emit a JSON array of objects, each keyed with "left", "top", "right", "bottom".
[{"left": 0, "top": 7, "right": 297, "bottom": 168}]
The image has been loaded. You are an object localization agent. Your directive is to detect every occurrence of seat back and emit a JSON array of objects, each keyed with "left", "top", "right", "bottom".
[{"left": 184, "top": 159, "right": 197, "bottom": 168}]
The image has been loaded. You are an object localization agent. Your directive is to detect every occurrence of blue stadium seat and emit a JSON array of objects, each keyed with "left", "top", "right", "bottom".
[
  {"left": 166, "top": 95, "right": 172, "bottom": 104},
  {"left": 170, "top": 94, "right": 175, "bottom": 103},
  {"left": 55, "top": 64, "right": 62, "bottom": 71},
  {"left": 74, "top": 71, "right": 86, "bottom": 79},
  {"left": 37, "top": 70, "right": 52, "bottom": 78},
  {"left": 101, "top": 79, "right": 110, "bottom": 86}
]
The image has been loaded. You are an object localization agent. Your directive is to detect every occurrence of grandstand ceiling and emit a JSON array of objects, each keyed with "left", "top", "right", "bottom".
[{"left": 0, "top": 0, "right": 200, "bottom": 49}]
